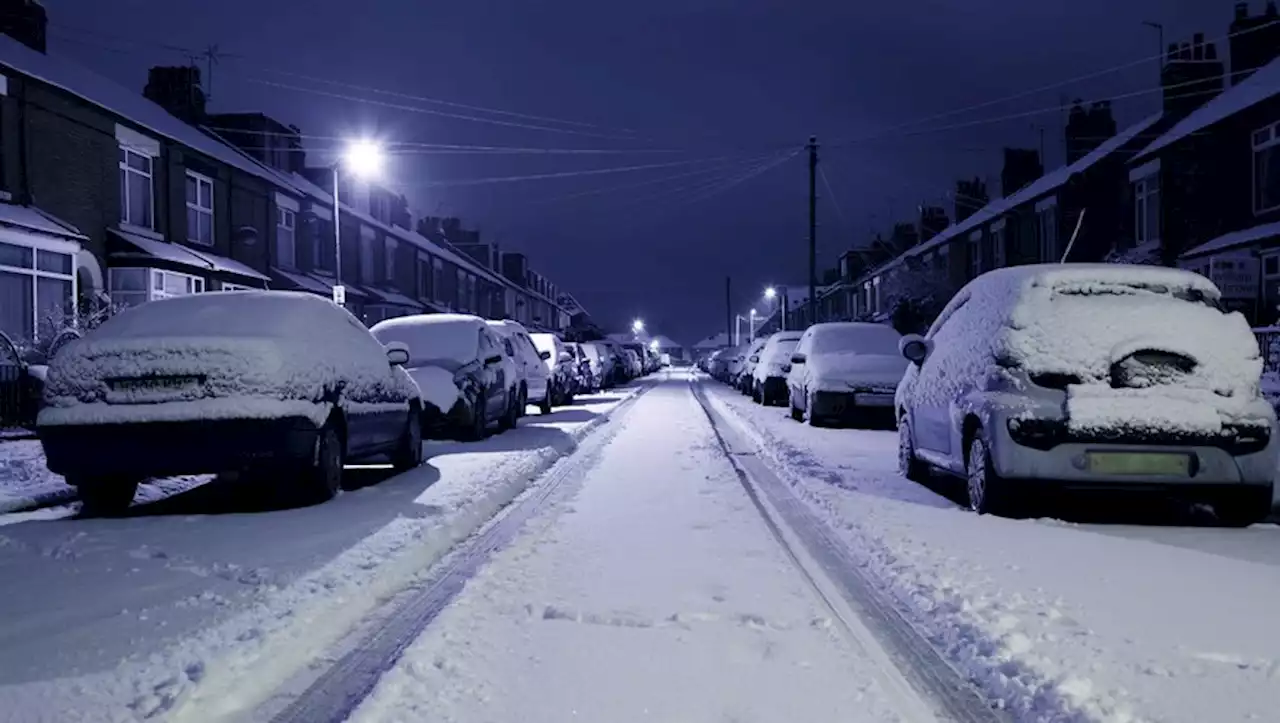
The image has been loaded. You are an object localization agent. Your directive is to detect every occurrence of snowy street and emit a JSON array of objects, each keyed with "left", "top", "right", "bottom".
[{"left": 2, "top": 371, "right": 1280, "bottom": 722}]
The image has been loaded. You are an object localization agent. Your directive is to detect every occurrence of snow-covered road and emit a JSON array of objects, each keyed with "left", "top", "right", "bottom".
[
  {"left": 344, "top": 372, "right": 937, "bottom": 723},
  {"left": 0, "top": 387, "right": 640, "bottom": 721}
]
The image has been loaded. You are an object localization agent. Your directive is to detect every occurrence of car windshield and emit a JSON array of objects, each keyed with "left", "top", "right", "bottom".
[
  {"left": 371, "top": 318, "right": 479, "bottom": 367},
  {"left": 768, "top": 339, "right": 800, "bottom": 359},
  {"left": 811, "top": 325, "right": 901, "bottom": 355}
]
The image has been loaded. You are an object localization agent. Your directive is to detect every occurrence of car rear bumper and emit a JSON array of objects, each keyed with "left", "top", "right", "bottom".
[
  {"left": 39, "top": 416, "right": 323, "bottom": 479},
  {"left": 810, "top": 390, "right": 896, "bottom": 419}
]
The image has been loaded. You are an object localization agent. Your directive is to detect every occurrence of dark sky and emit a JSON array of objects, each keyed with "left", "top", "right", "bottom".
[{"left": 51, "top": 0, "right": 1222, "bottom": 344}]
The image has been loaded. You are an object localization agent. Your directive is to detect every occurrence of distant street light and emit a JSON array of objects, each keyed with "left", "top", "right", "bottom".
[
  {"left": 648, "top": 339, "right": 659, "bottom": 351},
  {"left": 764, "top": 286, "right": 777, "bottom": 300},
  {"left": 632, "top": 318, "right": 645, "bottom": 333},
  {"left": 331, "top": 139, "right": 385, "bottom": 306}
]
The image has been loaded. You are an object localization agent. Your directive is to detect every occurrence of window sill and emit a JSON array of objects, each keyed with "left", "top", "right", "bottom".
[
  {"left": 118, "top": 223, "right": 164, "bottom": 241},
  {"left": 185, "top": 238, "right": 215, "bottom": 247}
]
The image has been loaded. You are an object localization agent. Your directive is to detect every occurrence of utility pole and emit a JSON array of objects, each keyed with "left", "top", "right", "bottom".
[
  {"left": 807, "top": 136, "right": 818, "bottom": 326},
  {"left": 724, "top": 276, "right": 732, "bottom": 346}
]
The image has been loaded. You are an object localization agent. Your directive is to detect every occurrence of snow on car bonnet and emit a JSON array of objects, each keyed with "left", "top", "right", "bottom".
[
  {"left": 40, "top": 291, "right": 414, "bottom": 426},
  {"left": 999, "top": 265, "right": 1265, "bottom": 433}
]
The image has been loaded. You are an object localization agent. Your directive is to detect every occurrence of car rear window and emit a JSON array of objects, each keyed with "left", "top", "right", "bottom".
[{"left": 811, "top": 325, "right": 901, "bottom": 355}]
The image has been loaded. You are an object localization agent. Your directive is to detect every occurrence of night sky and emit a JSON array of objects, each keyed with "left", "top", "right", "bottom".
[{"left": 52, "top": 0, "right": 1221, "bottom": 344}]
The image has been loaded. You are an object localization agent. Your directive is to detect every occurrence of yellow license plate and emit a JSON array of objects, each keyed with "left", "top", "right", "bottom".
[{"left": 1086, "top": 452, "right": 1191, "bottom": 476}]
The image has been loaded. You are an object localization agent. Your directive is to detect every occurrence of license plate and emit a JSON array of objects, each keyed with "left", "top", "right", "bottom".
[
  {"left": 1086, "top": 452, "right": 1191, "bottom": 476},
  {"left": 856, "top": 392, "right": 895, "bottom": 407},
  {"left": 110, "top": 376, "right": 201, "bottom": 394}
]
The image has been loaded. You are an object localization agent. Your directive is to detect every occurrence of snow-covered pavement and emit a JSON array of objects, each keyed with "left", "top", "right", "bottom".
[
  {"left": 705, "top": 378, "right": 1280, "bottom": 723},
  {"left": 0, "top": 386, "right": 640, "bottom": 721},
  {"left": 345, "top": 373, "right": 927, "bottom": 723}
]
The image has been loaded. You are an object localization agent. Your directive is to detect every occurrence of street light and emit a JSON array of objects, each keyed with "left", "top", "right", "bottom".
[
  {"left": 331, "top": 139, "right": 384, "bottom": 306},
  {"left": 764, "top": 286, "right": 786, "bottom": 331},
  {"left": 632, "top": 318, "right": 645, "bottom": 335},
  {"left": 764, "top": 286, "right": 777, "bottom": 300}
]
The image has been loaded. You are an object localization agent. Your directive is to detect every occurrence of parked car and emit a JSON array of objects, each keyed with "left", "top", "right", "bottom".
[
  {"left": 38, "top": 292, "right": 423, "bottom": 513},
  {"left": 582, "top": 342, "right": 611, "bottom": 390},
  {"left": 589, "top": 341, "right": 622, "bottom": 387},
  {"left": 786, "top": 322, "right": 906, "bottom": 427},
  {"left": 487, "top": 320, "right": 552, "bottom": 414},
  {"left": 623, "top": 349, "right": 643, "bottom": 379},
  {"left": 371, "top": 314, "right": 514, "bottom": 440},
  {"left": 573, "top": 342, "right": 603, "bottom": 392},
  {"left": 531, "top": 333, "right": 576, "bottom": 406},
  {"left": 600, "top": 341, "right": 629, "bottom": 385},
  {"left": 722, "top": 344, "right": 749, "bottom": 384},
  {"left": 752, "top": 331, "right": 804, "bottom": 405},
  {"left": 737, "top": 337, "right": 769, "bottom": 394},
  {"left": 895, "top": 263, "right": 1277, "bottom": 524}
]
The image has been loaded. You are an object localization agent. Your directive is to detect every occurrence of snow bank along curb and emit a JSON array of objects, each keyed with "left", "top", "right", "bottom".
[
  {"left": 702, "top": 387, "right": 1126, "bottom": 723},
  {"left": 0, "top": 386, "right": 648, "bottom": 723},
  {"left": 0, "top": 486, "right": 74, "bottom": 515}
]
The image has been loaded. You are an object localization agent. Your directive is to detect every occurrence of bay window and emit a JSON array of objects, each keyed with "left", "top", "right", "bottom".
[
  {"left": 1254, "top": 120, "right": 1280, "bottom": 215},
  {"left": 109, "top": 268, "right": 204, "bottom": 308},
  {"left": 0, "top": 238, "right": 76, "bottom": 343}
]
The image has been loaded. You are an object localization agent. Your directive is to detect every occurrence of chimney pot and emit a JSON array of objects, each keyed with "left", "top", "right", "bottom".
[{"left": 1236, "top": 2, "right": 1251, "bottom": 20}]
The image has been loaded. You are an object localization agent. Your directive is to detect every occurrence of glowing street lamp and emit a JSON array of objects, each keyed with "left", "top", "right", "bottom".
[
  {"left": 330, "top": 139, "right": 385, "bottom": 306},
  {"left": 764, "top": 286, "right": 777, "bottom": 300},
  {"left": 765, "top": 285, "right": 787, "bottom": 331},
  {"left": 632, "top": 318, "right": 645, "bottom": 334}
]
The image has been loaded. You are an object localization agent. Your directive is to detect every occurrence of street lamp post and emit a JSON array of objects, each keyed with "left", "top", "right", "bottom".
[
  {"left": 748, "top": 308, "right": 757, "bottom": 342},
  {"left": 331, "top": 139, "right": 384, "bottom": 306},
  {"left": 764, "top": 286, "right": 786, "bottom": 331}
]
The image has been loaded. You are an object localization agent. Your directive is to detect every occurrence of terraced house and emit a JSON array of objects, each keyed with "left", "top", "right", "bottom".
[{"left": 0, "top": 2, "right": 576, "bottom": 346}]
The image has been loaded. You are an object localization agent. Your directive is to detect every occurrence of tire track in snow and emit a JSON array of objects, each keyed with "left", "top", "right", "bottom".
[
  {"left": 253, "top": 382, "right": 653, "bottom": 723},
  {"left": 689, "top": 377, "right": 1008, "bottom": 723}
]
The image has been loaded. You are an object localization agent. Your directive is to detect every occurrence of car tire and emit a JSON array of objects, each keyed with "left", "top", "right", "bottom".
[
  {"left": 789, "top": 397, "right": 803, "bottom": 422},
  {"left": 1211, "top": 487, "right": 1274, "bottom": 527},
  {"left": 392, "top": 409, "right": 424, "bottom": 472},
  {"left": 897, "top": 415, "right": 929, "bottom": 483},
  {"left": 966, "top": 435, "right": 1018, "bottom": 517},
  {"left": 299, "top": 425, "right": 344, "bottom": 505},
  {"left": 753, "top": 383, "right": 763, "bottom": 405},
  {"left": 539, "top": 390, "right": 553, "bottom": 415},
  {"left": 805, "top": 392, "right": 823, "bottom": 427},
  {"left": 73, "top": 477, "right": 139, "bottom": 516},
  {"left": 467, "top": 398, "right": 490, "bottom": 440}
]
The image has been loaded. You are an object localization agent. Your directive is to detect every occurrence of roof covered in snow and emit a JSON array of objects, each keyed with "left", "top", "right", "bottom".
[
  {"left": 0, "top": 35, "right": 300, "bottom": 191},
  {"left": 895, "top": 113, "right": 1163, "bottom": 266},
  {"left": 650, "top": 334, "right": 682, "bottom": 349},
  {"left": 1136, "top": 55, "right": 1280, "bottom": 160},
  {"left": 1180, "top": 219, "right": 1280, "bottom": 259},
  {"left": 0, "top": 203, "right": 85, "bottom": 240},
  {"left": 693, "top": 332, "right": 730, "bottom": 349}
]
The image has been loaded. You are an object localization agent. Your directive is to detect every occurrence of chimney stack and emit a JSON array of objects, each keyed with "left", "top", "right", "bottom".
[
  {"left": 1001, "top": 148, "right": 1043, "bottom": 197},
  {"left": 143, "top": 66, "right": 208, "bottom": 124},
  {"left": 1161, "top": 34, "right": 1224, "bottom": 116},
  {"left": 1229, "top": 1, "right": 1280, "bottom": 85},
  {"left": 0, "top": 0, "right": 46, "bottom": 53}
]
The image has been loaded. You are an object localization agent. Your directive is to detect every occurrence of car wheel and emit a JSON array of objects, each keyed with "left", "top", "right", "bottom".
[
  {"left": 897, "top": 415, "right": 929, "bottom": 483},
  {"left": 753, "top": 383, "right": 763, "bottom": 404},
  {"left": 73, "top": 477, "right": 139, "bottom": 516},
  {"left": 299, "top": 425, "right": 344, "bottom": 505},
  {"left": 966, "top": 435, "right": 1017, "bottom": 517},
  {"left": 539, "top": 390, "right": 553, "bottom": 415},
  {"left": 1211, "top": 487, "right": 1274, "bottom": 527},
  {"left": 392, "top": 409, "right": 424, "bottom": 472},
  {"left": 789, "top": 399, "right": 803, "bottom": 422},
  {"left": 805, "top": 392, "right": 823, "bottom": 427}
]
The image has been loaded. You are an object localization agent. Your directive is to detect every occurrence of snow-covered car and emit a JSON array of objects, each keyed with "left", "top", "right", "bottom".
[
  {"left": 487, "top": 320, "right": 552, "bottom": 414},
  {"left": 751, "top": 331, "right": 804, "bottom": 405},
  {"left": 530, "top": 333, "right": 576, "bottom": 406},
  {"left": 786, "top": 322, "right": 906, "bottom": 427},
  {"left": 722, "top": 343, "right": 750, "bottom": 385},
  {"left": 371, "top": 314, "right": 514, "bottom": 439},
  {"left": 37, "top": 292, "right": 424, "bottom": 513},
  {"left": 895, "top": 263, "right": 1278, "bottom": 524},
  {"left": 582, "top": 342, "right": 610, "bottom": 390},
  {"left": 737, "top": 337, "right": 769, "bottom": 394},
  {"left": 572, "top": 342, "right": 602, "bottom": 393},
  {"left": 587, "top": 341, "right": 621, "bottom": 387},
  {"left": 623, "top": 349, "right": 643, "bottom": 379}
]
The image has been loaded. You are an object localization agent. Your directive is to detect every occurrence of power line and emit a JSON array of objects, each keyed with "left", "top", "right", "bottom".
[
  {"left": 199, "top": 125, "right": 699, "bottom": 155},
  {"left": 407, "top": 150, "right": 802, "bottom": 188},
  {"left": 818, "top": 165, "right": 847, "bottom": 230},
  {"left": 517, "top": 151, "right": 789, "bottom": 206},
  {"left": 830, "top": 18, "right": 1280, "bottom": 146}
]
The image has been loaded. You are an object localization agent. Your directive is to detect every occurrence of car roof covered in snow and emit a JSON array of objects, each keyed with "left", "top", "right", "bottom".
[
  {"left": 93, "top": 291, "right": 359, "bottom": 339},
  {"left": 371, "top": 314, "right": 485, "bottom": 365},
  {"left": 969, "top": 262, "right": 1221, "bottom": 300}
]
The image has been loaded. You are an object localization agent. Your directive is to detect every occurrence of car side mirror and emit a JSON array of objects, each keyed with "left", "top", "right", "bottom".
[
  {"left": 899, "top": 334, "right": 932, "bottom": 365},
  {"left": 539, "top": 350, "right": 552, "bottom": 360},
  {"left": 485, "top": 354, "right": 503, "bottom": 366},
  {"left": 384, "top": 341, "right": 410, "bottom": 366},
  {"left": 790, "top": 353, "right": 806, "bottom": 365}
]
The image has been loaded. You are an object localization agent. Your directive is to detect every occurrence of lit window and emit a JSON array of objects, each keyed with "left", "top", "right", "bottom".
[{"left": 185, "top": 171, "right": 214, "bottom": 244}]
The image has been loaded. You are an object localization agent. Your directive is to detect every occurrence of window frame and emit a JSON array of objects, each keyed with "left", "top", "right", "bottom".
[
  {"left": 1133, "top": 172, "right": 1161, "bottom": 245},
  {"left": 384, "top": 236, "right": 398, "bottom": 283},
  {"left": 0, "top": 232, "right": 78, "bottom": 342},
  {"left": 119, "top": 146, "right": 156, "bottom": 230},
  {"left": 184, "top": 170, "right": 215, "bottom": 245},
  {"left": 274, "top": 206, "right": 297, "bottom": 269},
  {"left": 1037, "top": 200, "right": 1059, "bottom": 263},
  {"left": 1253, "top": 120, "right": 1280, "bottom": 215}
]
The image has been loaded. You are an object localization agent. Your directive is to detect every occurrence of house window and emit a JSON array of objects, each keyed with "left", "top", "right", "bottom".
[
  {"left": 433, "top": 258, "right": 445, "bottom": 304},
  {"left": 967, "top": 234, "right": 982, "bottom": 279},
  {"left": 990, "top": 225, "right": 1007, "bottom": 268},
  {"left": 219, "top": 282, "right": 252, "bottom": 292},
  {"left": 417, "top": 254, "right": 433, "bottom": 300},
  {"left": 275, "top": 207, "right": 296, "bottom": 269},
  {"left": 384, "top": 237, "right": 398, "bottom": 283},
  {"left": 1266, "top": 255, "right": 1279, "bottom": 277},
  {"left": 467, "top": 274, "right": 478, "bottom": 314},
  {"left": 1037, "top": 203, "right": 1059, "bottom": 262},
  {"left": 119, "top": 147, "right": 154, "bottom": 229},
  {"left": 359, "top": 230, "right": 375, "bottom": 284},
  {"left": 1134, "top": 173, "right": 1161, "bottom": 244},
  {"left": 185, "top": 171, "right": 214, "bottom": 244},
  {"left": 1253, "top": 121, "right": 1280, "bottom": 214},
  {"left": 370, "top": 194, "right": 391, "bottom": 223},
  {"left": 456, "top": 269, "right": 467, "bottom": 311},
  {"left": 0, "top": 239, "right": 76, "bottom": 343},
  {"left": 109, "top": 268, "right": 203, "bottom": 308}
]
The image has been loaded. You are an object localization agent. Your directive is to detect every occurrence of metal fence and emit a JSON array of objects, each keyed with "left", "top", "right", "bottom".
[
  {"left": 0, "top": 331, "right": 32, "bottom": 431},
  {"left": 1254, "top": 327, "right": 1280, "bottom": 374}
]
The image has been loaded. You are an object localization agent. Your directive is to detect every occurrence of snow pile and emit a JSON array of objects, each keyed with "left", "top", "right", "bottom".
[
  {"left": 40, "top": 292, "right": 417, "bottom": 427},
  {"left": 0, "top": 440, "right": 77, "bottom": 514},
  {"left": 711, "top": 386, "right": 1280, "bottom": 723}
]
